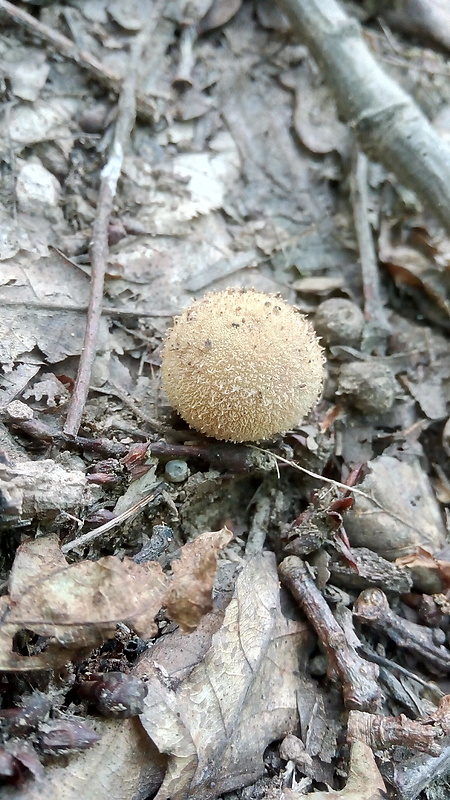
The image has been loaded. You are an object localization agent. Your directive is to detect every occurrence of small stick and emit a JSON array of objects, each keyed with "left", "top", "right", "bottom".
[
  {"left": 348, "top": 704, "right": 450, "bottom": 757},
  {"left": 64, "top": 14, "right": 161, "bottom": 436},
  {"left": 354, "top": 588, "right": 450, "bottom": 673},
  {"left": 173, "top": 25, "right": 196, "bottom": 89},
  {"left": 279, "top": 555, "right": 381, "bottom": 711},
  {"left": 0, "top": 299, "right": 176, "bottom": 317},
  {"left": 61, "top": 482, "right": 166, "bottom": 554},
  {"left": 350, "top": 148, "right": 390, "bottom": 350}
]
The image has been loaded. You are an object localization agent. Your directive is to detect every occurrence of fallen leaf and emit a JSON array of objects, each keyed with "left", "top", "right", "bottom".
[
  {"left": 139, "top": 552, "right": 315, "bottom": 800},
  {"left": 282, "top": 740, "right": 385, "bottom": 800},
  {"left": 345, "top": 455, "right": 447, "bottom": 560},
  {"left": 198, "top": 0, "right": 242, "bottom": 34},
  {"left": 0, "top": 527, "right": 232, "bottom": 671},
  {"left": 0, "top": 540, "right": 168, "bottom": 671},
  {"left": 293, "top": 71, "right": 350, "bottom": 156},
  {"left": 0, "top": 718, "right": 165, "bottom": 800},
  {"left": 397, "top": 546, "right": 450, "bottom": 593},
  {"left": 165, "top": 528, "right": 233, "bottom": 631}
]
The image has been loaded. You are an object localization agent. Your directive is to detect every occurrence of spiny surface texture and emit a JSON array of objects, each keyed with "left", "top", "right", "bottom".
[{"left": 161, "top": 288, "right": 325, "bottom": 443}]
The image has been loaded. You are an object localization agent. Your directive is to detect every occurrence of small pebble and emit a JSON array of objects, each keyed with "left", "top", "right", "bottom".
[
  {"left": 337, "top": 361, "right": 397, "bottom": 415},
  {"left": 314, "top": 298, "right": 364, "bottom": 348},
  {"left": 5, "top": 400, "right": 34, "bottom": 422},
  {"left": 164, "top": 459, "right": 190, "bottom": 483},
  {"left": 16, "top": 162, "right": 61, "bottom": 219}
]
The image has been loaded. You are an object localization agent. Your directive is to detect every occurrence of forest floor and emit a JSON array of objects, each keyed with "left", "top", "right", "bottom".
[{"left": 1, "top": 1, "right": 450, "bottom": 799}]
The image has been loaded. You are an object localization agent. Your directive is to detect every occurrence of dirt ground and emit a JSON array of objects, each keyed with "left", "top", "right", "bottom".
[{"left": 2, "top": 1, "right": 450, "bottom": 799}]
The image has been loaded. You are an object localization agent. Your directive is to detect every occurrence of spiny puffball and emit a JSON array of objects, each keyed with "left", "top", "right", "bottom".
[{"left": 161, "top": 288, "right": 325, "bottom": 443}]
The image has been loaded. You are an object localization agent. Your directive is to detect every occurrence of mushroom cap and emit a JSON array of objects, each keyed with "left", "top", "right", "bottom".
[{"left": 161, "top": 288, "right": 325, "bottom": 443}]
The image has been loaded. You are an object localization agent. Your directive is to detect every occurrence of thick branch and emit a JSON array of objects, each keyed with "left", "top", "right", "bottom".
[{"left": 277, "top": 0, "right": 450, "bottom": 234}]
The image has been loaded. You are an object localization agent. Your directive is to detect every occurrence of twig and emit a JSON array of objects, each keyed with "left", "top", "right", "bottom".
[
  {"left": 61, "top": 482, "right": 166, "bottom": 554},
  {"left": 348, "top": 708, "right": 444, "bottom": 757},
  {"left": 255, "top": 446, "right": 436, "bottom": 535},
  {"left": 0, "top": 0, "right": 156, "bottom": 122},
  {"left": 173, "top": 25, "right": 196, "bottom": 89},
  {"left": 354, "top": 588, "right": 450, "bottom": 673},
  {"left": 0, "top": 299, "right": 175, "bottom": 317},
  {"left": 64, "top": 15, "right": 161, "bottom": 436},
  {"left": 350, "top": 148, "right": 390, "bottom": 351},
  {"left": 276, "top": 0, "right": 450, "bottom": 235},
  {"left": 252, "top": 446, "right": 371, "bottom": 499},
  {"left": 279, "top": 555, "right": 381, "bottom": 710}
]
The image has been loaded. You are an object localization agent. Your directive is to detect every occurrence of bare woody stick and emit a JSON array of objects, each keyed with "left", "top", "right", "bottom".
[
  {"left": 277, "top": 0, "right": 450, "bottom": 235},
  {"left": 350, "top": 149, "right": 390, "bottom": 350},
  {"left": 279, "top": 555, "right": 381, "bottom": 711},
  {"left": 64, "top": 10, "right": 162, "bottom": 436}
]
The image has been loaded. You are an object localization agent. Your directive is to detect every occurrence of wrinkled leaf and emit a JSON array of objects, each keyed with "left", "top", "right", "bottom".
[
  {"left": 283, "top": 741, "right": 385, "bottom": 800},
  {"left": 139, "top": 553, "right": 315, "bottom": 800},
  {"left": 165, "top": 528, "right": 233, "bottom": 631},
  {"left": 345, "top": 456, "right": 446, "bottom": 561},
  {"left": 0, "top": 529, "right": 231, "bottom": 670},
  {"left": 0, "top": 719, "right": 165, "bottom": 800}
]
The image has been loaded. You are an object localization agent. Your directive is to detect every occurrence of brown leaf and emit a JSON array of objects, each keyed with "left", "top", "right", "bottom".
[
  {"left": 282, "top": 741, "right": 385, "bottom": 800},
  {"left": 0, "top": 537, "right": 168, "bottom": 671},
  {"left": 0, "top": 719, "right": 165, "bottom": 800},
  {"left": 345, "top": 456, "right": 447, "bottom": 561},
  {"left": 165, "top": 527, "right": 233, "bottom": 632},
  {"left": 139, "top": 553, "right": 315, "bottom": 800},
  {"left": 379, "top": 220, "right": 450, "bottom": 325},
  {"left": 397, "top": 546, "right": 450, "bottom": 591},
  {"left": 0, "top": 528, "right": 231, "bottom": 671}
]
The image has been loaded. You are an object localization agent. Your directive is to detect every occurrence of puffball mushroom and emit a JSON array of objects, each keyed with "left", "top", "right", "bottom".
[{"left": 161, "top": 288, "right": 325, "bottom": 443}]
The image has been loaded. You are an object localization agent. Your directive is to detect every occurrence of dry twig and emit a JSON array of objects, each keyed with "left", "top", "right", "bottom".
[
  {"left": 61, "top": 482, "right": 166, "bottom": 554},
  {"left": 64, "top": 10, "right": 162, "bottom": 435},
  {"left": 279, "top": 555, "right": 381, "bottom": 711},
  {"left": 350, "top": 149, "right": 390, "bottom": 350}
]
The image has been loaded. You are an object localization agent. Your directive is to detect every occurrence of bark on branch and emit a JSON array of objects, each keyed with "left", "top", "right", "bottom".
[{"left": 277, "top": 0, "right": 450, "bottom": 234}]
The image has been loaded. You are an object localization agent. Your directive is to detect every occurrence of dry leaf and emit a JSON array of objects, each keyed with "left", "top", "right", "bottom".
[
  {"left": 0, "top": 536, "right": 168, "bottom": 671},
  {"left": 397, "top": 546, "right": 450, "bottom": 593},
  {"left": 282, "top": 740, "right": 385, "bottom": 800},
  {"left": 165, "top": 528, "right": 233, "bottom": 631},
  {"left": 0, "top": 527, "right": 231, "bottom": 671},
  {"left": 379, "top": 220, "right": 450, "bottom": 326},
  {"left": 345, "top": 456, "right": 447, "bottom": 560},
  {"left": 139, "top": 552, "right": 314, "bottom": 800},
  {"left": 0, "top": 718, "right": 165, "bottom": 800},
  {"left": 198, "top": 0, "right": 242, "bottom": 34},
  {"left": 293, "top": 72, "right": 350, "bottom": 156}
]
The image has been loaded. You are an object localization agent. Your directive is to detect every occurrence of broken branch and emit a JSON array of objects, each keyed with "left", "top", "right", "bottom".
[{"left": 277, "top": 0, "right": 450, "bottom": 234}]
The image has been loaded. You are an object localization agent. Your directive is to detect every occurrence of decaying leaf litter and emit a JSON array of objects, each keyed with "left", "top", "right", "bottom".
[{"left": 1, "top": 0, "right": 450, "bottom": 798}]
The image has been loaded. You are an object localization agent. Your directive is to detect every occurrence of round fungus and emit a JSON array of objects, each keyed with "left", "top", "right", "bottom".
[{"left": 161, "top": 288, "right": 325, "bottom": 443}]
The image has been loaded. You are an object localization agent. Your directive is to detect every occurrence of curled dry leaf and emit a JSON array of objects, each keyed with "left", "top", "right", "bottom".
[
  {"left": 293, "top": 73, "right": 350, "bottom": 156},
  {"left": 0, "top": 529, "right": 231, "bottom": 671},
  {"left": 0, "top": 719, "right": 165, "bottom": 800},
  {"left": 139, "top": 553, "right": 315, "bottom": 800},
  {"left": 165, "top": 527, "right": 233, "bottom": 631},
  {"left": 282, "top": 741, "right": 385, "bottom": 800},
  {"left": 396, "top": 546, "right": 450, "bottom": 594}
]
